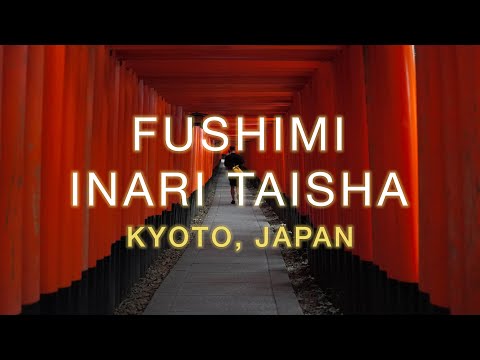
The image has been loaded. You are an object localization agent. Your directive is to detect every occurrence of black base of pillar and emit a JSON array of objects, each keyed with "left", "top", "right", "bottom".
[
  {"left": 257, "top": 187, "right": 452, "bottom": 315},
  {"left": 20, "top": 165, "right": 220, "bottom": 315}
]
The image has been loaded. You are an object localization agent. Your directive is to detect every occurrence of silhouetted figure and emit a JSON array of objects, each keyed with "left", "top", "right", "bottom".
[{"left": 224, "top": 145, "right": 245, "bottom": 204}]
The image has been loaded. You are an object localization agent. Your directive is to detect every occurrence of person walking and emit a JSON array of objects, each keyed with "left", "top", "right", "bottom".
[{"left": 224, "top": 145, "right": 245, "bottom": 204}]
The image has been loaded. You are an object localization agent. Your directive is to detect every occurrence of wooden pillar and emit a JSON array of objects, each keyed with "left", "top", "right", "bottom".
[
  {"left": 415, "top": 45, "right": 450, "bottom": 309},
  {"left": 416, "top": 45, "right": 480, "bottom": 314},
  {"left": 363, "top": 45, "right": 419, "bottom": 284},
  {"left": 0, "top": 46, "right": 28, "bottom": 314},
  {"left": 334, "top": 45, "right": 373, "bottom": 262},
  {"left": 82, "top": 46, "right": 96, "bottom": 271},
  {"left": 22, "top": 45, "right": 45, "bottom": 306},
  {"left": 40, "top": 45, "right": 66, "bottom": 295},
  {"left": 72, "top": 45, "right": 90, "bottom": 281},
  {"left": 58, "top": 45, "right": 78, "bottom": 289}
]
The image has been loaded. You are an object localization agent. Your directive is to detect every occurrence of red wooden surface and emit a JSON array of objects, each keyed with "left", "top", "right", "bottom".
[
  {"left": 1, "top": 44, "right": 478, "bottom": 314},
  {"left": 415, "top": 45, "right": 450, "bottom": 309},
  {"left": 334, "top": 45, "right": 373, "bottom": 261},
  {"left": 23, "top": 45, "right": 45, "bottom": 305},
  {"left": 416, "top": 45, "right": 480, "bottom": 314},
  {"left": 40, "top": 45, "right": 66, "bottom": 294},
  {"left": 363, "top": 45, "right": 419, "bottom": 283},
  {"left": 0, "top": 46, "right": 28, "bottom": 314}
]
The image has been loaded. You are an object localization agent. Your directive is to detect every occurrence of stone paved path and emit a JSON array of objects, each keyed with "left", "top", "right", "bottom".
[{"left": 144, "top": 161, "right": 302, "bottom": 315}]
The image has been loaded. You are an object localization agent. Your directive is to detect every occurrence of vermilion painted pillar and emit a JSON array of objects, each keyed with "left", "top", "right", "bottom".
[
  {"left": 363, "top": 45, "right": 419, "bottom": 284},
  {"left": 417, "top": 45, "right": 480, "bottom": 314},
  {"left": 89, "top": 45, "right": 108, "bottom": 264},
  {"left": 171, "top": 105, "right": 190, "bottom": 200},
  {"left": 148, "top": 88, "right": 158, "bottom": 218},
  {"left": 282, "top": 112, "right": 292, "bottom": 196},
  {"left": 118, "top": 64, "right": 127, "bottom": 229},
  {"left": 307, "top": 63, "right": 338, "bottom": 289},
  {"left": 22, "top": 45, "right": 45, "bottom": 306},
  {"left": 165, "top": 101, "right": 174, "bottom": 212},
  {"left": 105, "top": 54, "right": 118, "bottom": 246},
  {"left": 83, "top": 46, "right": 96, "bottom": 271},
  {"left": 444, "top": 47, "right": 467, "bottom": 313},
  {"left": 0, "top": 46, "right": 3, "bottom": 144},
  {"left": 291, "top": 92, "right": 306, "bottom": 216},
  {"left": 142, "top": 84, "right": 151, "bottom": 220},
  {"left": 123, "top": 69, "right": 135, "bottom": 225},
  {"left": 110, "top": 57, "right": 121, "bottom": 240},
  {"left": 265, "top": 121, "right": 283, "bottom": 196},
  {"left": 102, "top": 52, "right": 114, "bottom": 256},
  {"left": 185, "top": 107, "right": 194, "bottom": 196},
  {"left": 103, "top": 53, "right": 113, "bottom": 247},
  {"left": 117, "top": 63, "right": 127, "bottom": 232},
  {"left": 456, "top": 46, "right": 480, "bottom": 314},
  {"left": 0, "top": 46, "right": 28, "bottom": 314},
  {"left": 98, "top": 50, "right": 109, "bottom": 252},
  {"left": 300, "top": 79, "right": 315, "bottom": 224},
  {"left": 334, "top": 45, "right": 373, "bottom": 262},
  {"left": 40, "top": 45, "right": 66, "bottom": 294},
  {"left": 88, "top": 45, "right": 99, "bottom": 266},
  {"left": 59, "top": 45, "right": 79, "bottom": 289},
  {"left": 135, "top": 80, "right": 145, "bottom": 224},
  {"left": 274, "top": 118, "right": 286, "bottom": 191},
  {"left": 192, "top": 126, "right": 199, "bottom": 194},
  {"left": 312, "top": 63, "right": 338, "bottom": 229},
  {"left": 415, "top": 45, "right": 450, "bottom": 309},
  {"left": 72, "top": 45, "right": 89, "bottom": 281},
  {"left": 156, "top": 96, "right": 169, "bottom": 214},
  {"left": 131, "top": 74, "right": 140, "bottom": 226}
]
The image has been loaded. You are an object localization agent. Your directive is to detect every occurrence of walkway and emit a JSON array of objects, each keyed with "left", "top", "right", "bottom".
[{"left": 144, "top": 161, "right": 303, "bottom": 315}]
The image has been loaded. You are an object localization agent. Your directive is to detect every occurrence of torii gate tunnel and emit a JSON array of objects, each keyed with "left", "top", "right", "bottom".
[{"left": 0, "top": 45, "right": 478, "bottom": 315}]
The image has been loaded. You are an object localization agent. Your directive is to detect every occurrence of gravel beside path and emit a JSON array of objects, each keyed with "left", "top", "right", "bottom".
[
  {"left": 255, "top": 195, "right": 343, "bottom": 315},
  {"left": 114, "top": 174, "right": 219, "bottom": 315}
]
